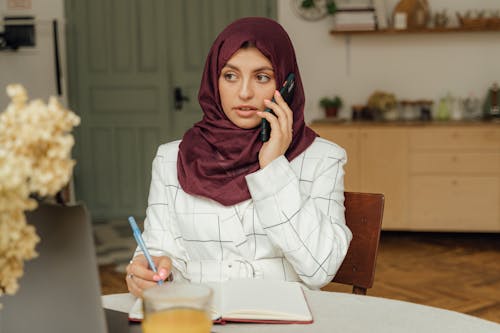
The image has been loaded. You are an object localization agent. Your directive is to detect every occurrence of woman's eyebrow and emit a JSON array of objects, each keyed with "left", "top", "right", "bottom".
[
  {"left": 222, "top": 63, "right": 239, "bottom": 71},
  {"left": 253, "top": 66, "right": 274, "bottom": 72},
  {"left": 223, "top": 63, "right": 273, "bottom": 72}
]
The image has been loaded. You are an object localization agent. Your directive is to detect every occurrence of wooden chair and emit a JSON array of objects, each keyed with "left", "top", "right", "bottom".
[{"left": 331, "top": 191, "right": 385, "bottom": 295}]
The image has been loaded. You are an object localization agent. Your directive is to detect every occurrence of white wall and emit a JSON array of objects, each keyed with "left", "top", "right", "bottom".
[
  {"left": 278, "top": 0, "right": 500, "bottom": 123},
  {"left": 2, "top": 0, "right": 498, "bottom": 122},
  {"left": 0, "top": 0, "right": 66, "bottom": 109}
]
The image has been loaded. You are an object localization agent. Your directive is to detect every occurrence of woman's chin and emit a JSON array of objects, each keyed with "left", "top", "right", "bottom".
[{"left": 230, "top": 117, "right": 261, "bottom": 130}]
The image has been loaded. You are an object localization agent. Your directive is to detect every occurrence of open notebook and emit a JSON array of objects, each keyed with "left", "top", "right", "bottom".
[{"left": 129, "top": 279, "right": 313, "bottom": 324}]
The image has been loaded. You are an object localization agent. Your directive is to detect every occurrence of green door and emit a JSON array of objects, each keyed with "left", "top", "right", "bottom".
[{"left": 65, "top": 0, "right": 276, "bottom": 219}]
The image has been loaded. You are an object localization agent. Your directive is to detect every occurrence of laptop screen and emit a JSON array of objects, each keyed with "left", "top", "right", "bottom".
[{"left": 0, "top": 203, "right": 107, "bottom": 333}]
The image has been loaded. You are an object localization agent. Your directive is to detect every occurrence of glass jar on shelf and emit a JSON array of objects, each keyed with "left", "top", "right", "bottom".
[
  {"left": 450, "top": 95, "right": 464, "bottom": 121},
  {"left": 462, "top": 94, "right": 481, "bottom": 120},
  {"left": 418, "top": 100, "right": 433, "bottom": 121},
  {"left": 383, "top": 105, "right": 399, "bottom": 121},
  {"left": 398, "top": 100, "right": 408, "bottom": 120},
  {"left": 401, "top": 100, "right": 418, "bottom": 121},
  {"left": 351, "top": 104, "right": 364, "bottom": 121},
  {"left": 436, "top": 95, "right": 451, "bottom": 121}
]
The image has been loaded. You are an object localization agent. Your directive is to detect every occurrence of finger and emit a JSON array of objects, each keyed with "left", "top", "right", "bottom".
[
  {"left": 132, "top": 274, "right": 158, "bottom": 290},
  {"left": 262, "top": 101, "right": 291, "bottom": 143},
  {"left": 263, "top": 99, "right": 287, "bottom": 135},
  {"left": 129, "top": 256, "right": 157, "bottom": 281},
  {"left": 127, "top": 255, "right": 147, "bottom": 275},
  {"left": 258, "top": 110, "right": 282, "bottom": 138},
  {"left": 128, "top": 254, "right": 147, "bottom": 268},
  {"left": 126, "top": 256, "right": 142, "bottom": 276},
  {"left": 127, "top": 276, "right": 156, "bottom": 297},
  {"left": 156, "top": 257, "right": 172, "bottom": 280},
  {"left": 126, "top": 273, "right": 142, "bottom": 297},
  {"left": 272, "top": 90, "right": 293, "bottom": 131},
  {"left": 265, "top": 96, "right": 290, "bottom": 136}
]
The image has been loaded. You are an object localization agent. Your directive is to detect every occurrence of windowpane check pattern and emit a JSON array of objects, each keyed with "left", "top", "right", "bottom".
[{"left": 135, "top": 138, "right": 352, "bottom": 289}]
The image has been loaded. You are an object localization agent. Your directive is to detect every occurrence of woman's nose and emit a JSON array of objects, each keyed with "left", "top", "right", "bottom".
[{"left": 238, "top": 79, "right": 254, "bottom": 100}]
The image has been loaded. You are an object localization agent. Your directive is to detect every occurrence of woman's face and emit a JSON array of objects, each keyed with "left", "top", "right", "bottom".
[{"left": 218, "top": 47, "right": 276, "bottom": 129}]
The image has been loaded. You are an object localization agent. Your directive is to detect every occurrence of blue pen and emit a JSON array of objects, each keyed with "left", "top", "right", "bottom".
[{"left": 128, "top": 216, "right": 163, "bottom": 285}]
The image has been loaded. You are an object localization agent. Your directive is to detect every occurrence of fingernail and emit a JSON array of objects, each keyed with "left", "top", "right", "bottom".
[
  {"left": 275, "top": 90, "right": 281, "bottom": 96},
  {"left": 264, "top": 99, "right": 271, "bottom": 104},
  {"left": 153, "top": 274, "right": 161, "bottom": 281},
  {"left": 159, "top": 269, "right": 167, "bottom": 278}
]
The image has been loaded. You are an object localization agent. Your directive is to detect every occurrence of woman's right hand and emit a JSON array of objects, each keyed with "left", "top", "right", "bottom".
[
  {"left": 257, "top": 90, "right": 294, "bottom": 168},
  {"left": 125, "top": 254, "right": 172, "bottom": 297}
]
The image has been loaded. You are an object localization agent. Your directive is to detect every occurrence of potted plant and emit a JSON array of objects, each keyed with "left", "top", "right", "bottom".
[
  {"left": 319, "top": 95, "right": 343, "bottom": 118},
  {"left": 367, "top": 90, "right": 398, "bottom": 121}
]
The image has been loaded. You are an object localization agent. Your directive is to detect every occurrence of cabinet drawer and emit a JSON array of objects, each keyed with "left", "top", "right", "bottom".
[
  {"left": 410, "top": 127, "right": 500, "bottom": 150},
  {"left": 410, "top": 152, "right": 500, "bottom": 174},
  {"left": 409, "top": 176, "right": 500, "bottom": 231}
]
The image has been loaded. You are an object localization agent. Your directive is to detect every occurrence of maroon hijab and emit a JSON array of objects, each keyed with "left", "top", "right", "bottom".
[{"left": 177, "top": 17, "right": 317, "bottom": 206}]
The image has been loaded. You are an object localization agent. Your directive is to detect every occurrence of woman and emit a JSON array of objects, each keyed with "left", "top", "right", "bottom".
[{"left": 126, "top": 17, "right": 351, "bottom": 297}]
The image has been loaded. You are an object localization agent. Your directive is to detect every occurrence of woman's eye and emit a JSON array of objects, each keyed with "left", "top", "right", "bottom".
[
  {"left": 223, "top": 73, "right": 237, "bottom": 81},
  {"left": 257, "top": 74, "right": 271, "bottom": 83}
]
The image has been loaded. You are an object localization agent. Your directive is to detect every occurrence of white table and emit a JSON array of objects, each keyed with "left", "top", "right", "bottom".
[{"left": 102, "top": 290, "right": 500, "bottom": 333}]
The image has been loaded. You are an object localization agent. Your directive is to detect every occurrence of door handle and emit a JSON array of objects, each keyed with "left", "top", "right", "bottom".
[{"left": 174, "top": 87, "right": 190, "bottom": 110}]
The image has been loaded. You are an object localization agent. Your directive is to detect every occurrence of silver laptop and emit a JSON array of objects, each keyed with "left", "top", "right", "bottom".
[{"left": 0, "top": 203, "right": 107, "bottom": 333}]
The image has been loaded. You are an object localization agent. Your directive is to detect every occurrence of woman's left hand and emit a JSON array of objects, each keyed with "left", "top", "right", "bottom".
[{"left": 257, "top": 90, "right": 294, "bottom": 169}]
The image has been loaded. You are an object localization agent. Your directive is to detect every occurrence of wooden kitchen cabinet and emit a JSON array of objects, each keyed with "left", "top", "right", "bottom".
[
  {"left": 310, "top": 122, "right": 500, "bottom": 232},
  {"left": 408, "top": 126, "right": 500, "bottom": 232},
  {"left": 312, "top": 126, "right": 361, "bottom": 190},
  {"left": 360, "top": 128, "right": 409, "bottom": 230},
  {"left": 312, "top": 124, "right": 408, "bottom": 230}
]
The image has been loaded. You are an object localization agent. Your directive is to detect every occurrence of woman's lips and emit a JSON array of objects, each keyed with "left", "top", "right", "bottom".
[{"left": 234, "top": 106, "right": 258, "bottom": 118}]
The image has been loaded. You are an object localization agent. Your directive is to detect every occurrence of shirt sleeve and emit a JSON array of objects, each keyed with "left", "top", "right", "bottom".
[
  {"left": 245, "top": 142, "right": 352, "bottom": 289},
  {"left": 133, "top": 144, "right": 190, "bottom": 282}
]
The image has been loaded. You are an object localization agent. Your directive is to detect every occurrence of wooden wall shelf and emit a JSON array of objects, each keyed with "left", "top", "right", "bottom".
[{"left": 330, "top": 26, "right": 500, "bottom": 35}]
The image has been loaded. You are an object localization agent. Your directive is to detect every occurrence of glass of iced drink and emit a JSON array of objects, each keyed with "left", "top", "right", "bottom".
[{"left": 142, "top": 283, "right": 213, "bottom": 333}]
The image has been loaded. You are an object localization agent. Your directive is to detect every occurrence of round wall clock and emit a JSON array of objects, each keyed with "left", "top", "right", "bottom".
[{"left": 291, "top": 0, "right": 328, "bottom": 21}]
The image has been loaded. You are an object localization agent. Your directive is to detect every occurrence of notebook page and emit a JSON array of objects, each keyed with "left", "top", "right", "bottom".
[
  {"left": 205, "top": 282, "right": 224, "bottom": 320},
  {"left": 128, "top": 298, "right": 143, "bottom": 320},
  {"left": 221, "top": 279, "right": 312, "bottom": 321}
]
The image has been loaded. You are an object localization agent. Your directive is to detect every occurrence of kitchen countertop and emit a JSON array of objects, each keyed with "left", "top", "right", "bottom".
[{"left": 309, "top": 118, "right": 500, "bottom": 127}]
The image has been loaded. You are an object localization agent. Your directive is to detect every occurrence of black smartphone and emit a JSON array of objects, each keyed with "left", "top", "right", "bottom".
[{"left": 260, "top": 73, "right": 295, "bottom": 142}]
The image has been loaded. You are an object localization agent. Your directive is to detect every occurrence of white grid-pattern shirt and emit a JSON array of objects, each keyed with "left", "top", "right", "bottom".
[{"left": 135, "top": 137, "right": 352, "bottom": 289}]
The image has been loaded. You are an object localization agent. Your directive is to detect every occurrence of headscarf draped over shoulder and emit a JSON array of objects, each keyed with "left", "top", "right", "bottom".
[{"left": 177, "top": 17, "right": 317, "bottom": 206}]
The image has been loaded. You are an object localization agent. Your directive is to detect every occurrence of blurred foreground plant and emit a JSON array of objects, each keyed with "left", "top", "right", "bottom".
[{"left": 0, "top": 85, "right": 80, "bottom": 300}]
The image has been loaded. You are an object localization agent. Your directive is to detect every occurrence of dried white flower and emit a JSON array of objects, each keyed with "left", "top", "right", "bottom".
[{"left": 0, "top": 84, "right": 79, "bottom": 297}]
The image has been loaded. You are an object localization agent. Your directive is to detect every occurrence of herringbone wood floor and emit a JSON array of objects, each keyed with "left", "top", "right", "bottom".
[{"left": 99, "top": 231, "right": 500, "bottom": 323}]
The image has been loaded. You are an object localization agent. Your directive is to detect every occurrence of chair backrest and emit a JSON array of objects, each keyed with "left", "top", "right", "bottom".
[{"left": 331, "top": 191, "right": 385, "bottom": 295}]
